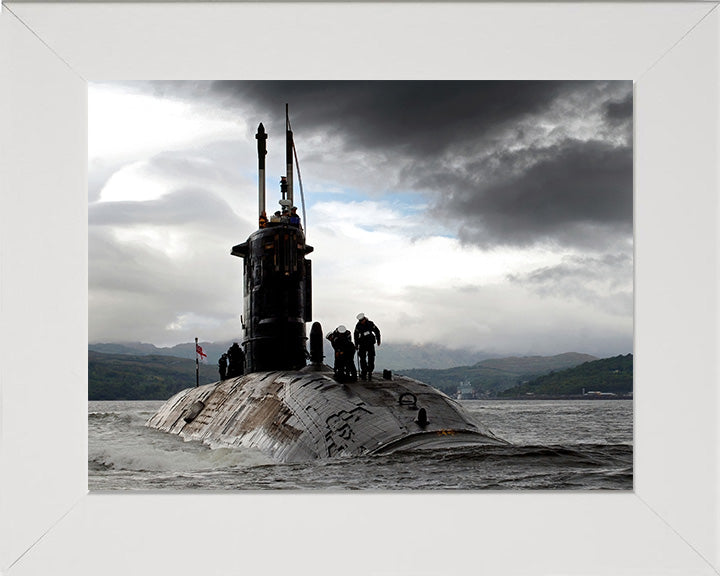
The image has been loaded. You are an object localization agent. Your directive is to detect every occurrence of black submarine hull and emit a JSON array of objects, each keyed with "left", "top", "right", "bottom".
[{"left": 146, "top": 366, "right": 507, "bottom": 462}]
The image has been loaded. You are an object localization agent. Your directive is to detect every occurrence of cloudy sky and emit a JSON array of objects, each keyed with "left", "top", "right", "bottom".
[{"left": 89, "top": 81, "right": 633, "bottom": 358}]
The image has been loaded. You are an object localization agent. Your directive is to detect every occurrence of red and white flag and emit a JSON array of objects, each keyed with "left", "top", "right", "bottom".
[{"left": 196, "top": 343, "right": 207, "bottom": 360}]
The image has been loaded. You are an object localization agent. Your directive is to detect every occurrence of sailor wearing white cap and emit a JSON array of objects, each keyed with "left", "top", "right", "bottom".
[
  {"left": 326, "top": 325, "right": 357, "bottom": 382},
  {"left": 353, "top": 313, "right": 381, "bottom": 380}
]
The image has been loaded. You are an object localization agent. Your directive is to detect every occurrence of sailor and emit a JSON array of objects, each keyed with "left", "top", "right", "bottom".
[
  {"left": 289, "top": 207, "right": 301, "bottom": 227},
  {"left": 326, "top": 325, "right": 357, "bottom": 382},
  {"left": 218, "top": 353, "right": 228, "bottom": 380},
  {"left": 270, "top": 210, "right": 282, "bottom": 223},
  {"left": 259, "top": 211, "right": 268, "bottom": 229},
  {"left": 227, "top": 342, "right": 245, "bottom": 378},
  {"left": 354, "top": 313, "right": 381, "bottom": 380}
]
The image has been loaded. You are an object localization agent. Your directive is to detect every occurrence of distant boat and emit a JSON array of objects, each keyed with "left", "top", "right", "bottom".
[{"left": 146, "top": 107, "right": 508, "bottom": 462}]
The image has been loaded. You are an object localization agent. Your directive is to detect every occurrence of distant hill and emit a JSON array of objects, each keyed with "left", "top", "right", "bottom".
[
  {"left": 350, "top": 341, "right": 491, "bottom": 370},
  {"left": 499, "top": 354, "right": 633, "bottom": 397},
  {"left": 88, "top": 351, "right": 217, "bottom": 400},
  {"left": 89, "top": 341, "right": 235, "bottom": 364},
  {"left": 397, "top": 352, "right": 598, "bottom": 396},
  {"left": 88, "top": 346, "right": 605, "bottom": 401},
  {"left": 89, "top": 340, "right": 491, "bottom": 371}
]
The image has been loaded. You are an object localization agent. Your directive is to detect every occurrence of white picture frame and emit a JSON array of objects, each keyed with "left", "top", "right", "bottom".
[{"left": 1, "top": 2, "right": 718, "bottom": 574}]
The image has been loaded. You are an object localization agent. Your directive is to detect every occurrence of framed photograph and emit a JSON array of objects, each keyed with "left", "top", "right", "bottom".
[
  {"left": 1, "top": 2, "right": 718, "bottom": 575},
  {"left": 86, "top": 77, "right": 635, "bottom": 489}
]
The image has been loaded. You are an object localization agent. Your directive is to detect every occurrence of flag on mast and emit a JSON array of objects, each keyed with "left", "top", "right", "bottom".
[
  {"left": 196, "top": 343, "right": 207, "bottom": 361},
  {"left": 195, "top": 337, "right": 205, "bottom": 388}
]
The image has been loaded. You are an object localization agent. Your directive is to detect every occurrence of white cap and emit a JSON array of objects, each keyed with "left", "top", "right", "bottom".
[
  {"left": 337, "top": 325, "right": 347, "bottom": 333},
  {"left": 356, "top": 313, "right": 365, "bottom": 320}
]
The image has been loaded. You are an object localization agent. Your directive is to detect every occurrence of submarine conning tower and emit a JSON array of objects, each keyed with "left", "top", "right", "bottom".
[{"left": 231, "top": 114, "right": 313, "bottom": 373}]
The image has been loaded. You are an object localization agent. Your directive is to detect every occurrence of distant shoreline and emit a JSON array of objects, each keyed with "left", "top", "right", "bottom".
[
  {"left": 90, "top": 395, "right": 634, "bottom": 403},
  {"left": 470, "top": 395, "right": 632, "bottom": 401}
]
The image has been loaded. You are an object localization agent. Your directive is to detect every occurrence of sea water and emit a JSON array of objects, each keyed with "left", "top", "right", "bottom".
[{"left": 88, "top": 399, "right": 632, "bottom": 490}]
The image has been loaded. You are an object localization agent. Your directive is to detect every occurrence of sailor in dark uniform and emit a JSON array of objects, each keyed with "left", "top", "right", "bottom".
[
  {"left": 326, "top": 325, "right": 357, "bottom": 382},
  {"left": 353, "top": 313, "right": 381, "bottom": 380},
  {"left": 218, "top": 353, "right": 228, "bottom": 380},
  {"left": 227, "top": 342, "right": 245, "bottom": 378}
]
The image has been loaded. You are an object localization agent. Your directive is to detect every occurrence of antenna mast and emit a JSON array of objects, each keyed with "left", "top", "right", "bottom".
[
  {"left": 256, "top": 123, "right": 267, "bottom": 220},
  {"left": 286, "top": 103, "right": 294, "bottom": 208}
]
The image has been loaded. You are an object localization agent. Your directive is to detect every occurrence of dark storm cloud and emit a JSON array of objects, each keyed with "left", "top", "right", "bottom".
[
  {"left": 602, "top": 92, "right": 633, "bottom": 145},
  {"left": 604, "top": 92, "right": 633, "bottom": 124},
  {"left": 209, "top": 80, "right": 574, "bottom": 158},
  {"left": 431, "top": 138, "right": 632, "bottom": 248},
  {"left": 122, "top": 80, "right": 633, "bottom": 250},
  {"left": 203, "top": 80, "right": 633, "bottom": 249}
]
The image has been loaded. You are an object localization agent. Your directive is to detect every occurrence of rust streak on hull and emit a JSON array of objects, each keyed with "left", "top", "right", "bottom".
[{"left": 146, "top": 365, "right": 507, "bottom": 462}]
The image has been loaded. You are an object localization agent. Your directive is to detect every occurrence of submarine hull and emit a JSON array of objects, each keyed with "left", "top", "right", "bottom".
[{"left": 146, "top": 366, "right": 507, "bottom": 462}]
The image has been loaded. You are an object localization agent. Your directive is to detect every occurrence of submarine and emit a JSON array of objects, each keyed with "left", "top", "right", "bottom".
[{"left": 146, "top": 109, "right": 508, "bottom": 462}]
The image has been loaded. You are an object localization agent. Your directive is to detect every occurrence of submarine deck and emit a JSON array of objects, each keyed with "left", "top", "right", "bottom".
[{"left": 146, "top": 365, "right": 507, "bottom": 462}]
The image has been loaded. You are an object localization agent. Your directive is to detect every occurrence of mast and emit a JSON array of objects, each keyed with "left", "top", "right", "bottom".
[
  {"left": 256, "top": 123, "right": 268, "bottom": 221},
  {"left": 286, "top": 103, "right": 294, "bottom": 209}
]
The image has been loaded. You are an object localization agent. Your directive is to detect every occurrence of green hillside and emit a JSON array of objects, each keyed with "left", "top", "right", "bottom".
[
  {"left": 88, "top": 349, "right": 625, "bottom": 401},
  {"left": 397, "top": 352, "right": 597, "bottom": 396},
  {"left": 89, "top": 340, "right": 488, "bottom": 371},
  {"left": 499, "top": 354, "right": 633, "bottom": 397},
  {"left": 88, "top": 351, "right": 218, "bottom": 400}
]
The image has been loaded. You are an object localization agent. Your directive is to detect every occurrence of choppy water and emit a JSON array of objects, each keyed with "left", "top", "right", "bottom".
[{"left": 89, "top": 399, "right": 632, "bottom": 490}]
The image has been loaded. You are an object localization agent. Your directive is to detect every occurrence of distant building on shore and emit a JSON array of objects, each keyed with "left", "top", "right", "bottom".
[
  {"left": 456, "top": 381, "right": 476, "bottom": 400},
  {"left": 583, "top": 390, "right": 617, "bottom": 398}
]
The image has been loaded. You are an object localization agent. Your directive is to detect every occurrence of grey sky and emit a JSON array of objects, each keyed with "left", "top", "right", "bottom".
[{"left": 89, "top": 80, "right": 633, "bottom": 357}]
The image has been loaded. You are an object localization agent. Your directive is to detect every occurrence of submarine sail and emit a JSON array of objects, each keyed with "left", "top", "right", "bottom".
[
  {"left": 146, "top": 109, "right": 507, "bottom": 462},
  {"left": 230, "top": 118, "right": 312, "bottom": 373}
]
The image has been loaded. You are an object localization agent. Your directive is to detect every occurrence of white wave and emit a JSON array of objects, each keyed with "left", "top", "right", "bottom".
[
  {"left": 89, "top": 439, "right": 274, "bottom": 473},
  {"left": 88, "top": 403, "right": 275, "bottom": 473}
]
